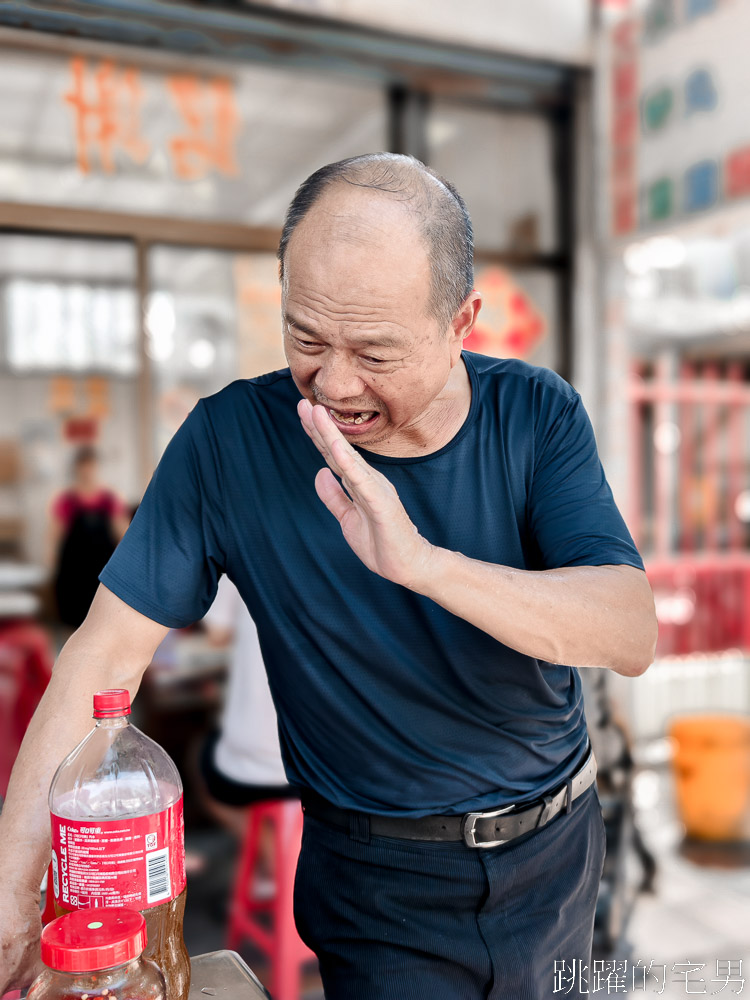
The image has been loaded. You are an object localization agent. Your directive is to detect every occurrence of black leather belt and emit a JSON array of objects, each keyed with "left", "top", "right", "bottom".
[{"left": 301, "top": 747, "right": 597, "bottom": 849}]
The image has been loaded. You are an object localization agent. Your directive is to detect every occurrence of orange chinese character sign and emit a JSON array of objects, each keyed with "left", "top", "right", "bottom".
[
  {"left": 84, "top": 377, "right": 111, "bottom": 419},
  {"left": 464, "top": 267, "right": 547, "bottom": 360},
  {"left": 167, "top": 75, "right": 240, "bottom": 180},
  {"left": 48, "top": 377, "right": 76, "bottom": 416},
  {"left": 64, "top": 57, "right": 150, "bottom": 174}
]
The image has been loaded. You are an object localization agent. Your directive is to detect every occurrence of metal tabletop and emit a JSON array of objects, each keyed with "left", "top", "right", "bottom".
[{"left": 188, "top": 951, "right": 270, "bottom": 1000}]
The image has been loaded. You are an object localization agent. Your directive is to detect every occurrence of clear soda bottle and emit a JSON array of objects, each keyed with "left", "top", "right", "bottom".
[{"left": 48, "top": 689, "right": 190, "bottom": 1000}]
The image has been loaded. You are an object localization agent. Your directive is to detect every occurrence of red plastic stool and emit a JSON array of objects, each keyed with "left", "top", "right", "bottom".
[
  {"left": 227, "top": 799, "right": 316, "bottom": 1000},
  {"left": 0, "top": 620, "right": 53, "bottom": 801}
]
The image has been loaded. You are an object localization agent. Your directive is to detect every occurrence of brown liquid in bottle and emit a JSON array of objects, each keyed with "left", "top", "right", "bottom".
[{"left": 54, "top": 888, "right": 191, "bottom": 1000}]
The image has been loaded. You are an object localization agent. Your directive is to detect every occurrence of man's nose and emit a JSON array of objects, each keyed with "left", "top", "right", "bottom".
[{"left": 315, "top": 355, "right": 366, "bottom": 402}]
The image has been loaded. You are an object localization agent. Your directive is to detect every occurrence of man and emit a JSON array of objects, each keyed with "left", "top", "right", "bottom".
[{"left": 0, "top": 153, "right": 656, "bottom": 999}]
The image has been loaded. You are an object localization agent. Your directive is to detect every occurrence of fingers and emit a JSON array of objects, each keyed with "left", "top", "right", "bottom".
[
  {"left": 298, "top": 399, "right": 370, "bottom": 486},
  {"left": 298, "top": 399, "right": 394, "bottom": 517},
  {"left": 314, "top": 468, "right": 353, "bottom": 523},
  {"left": 297, "top": 399, "right": 344, "bottom": 476}
]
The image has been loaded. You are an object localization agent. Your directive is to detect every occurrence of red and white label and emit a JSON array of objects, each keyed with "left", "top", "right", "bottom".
[{"left": 50, "top": 797, "right": 185, "bottom": 910}]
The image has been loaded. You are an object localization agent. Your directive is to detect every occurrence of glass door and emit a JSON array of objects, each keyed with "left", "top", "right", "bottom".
[
  {"left": 0, "top": 232, "right": 140, "bottom": 565},
  {"left": 146, "top": 246, "right": 286, "bottom": 461}
]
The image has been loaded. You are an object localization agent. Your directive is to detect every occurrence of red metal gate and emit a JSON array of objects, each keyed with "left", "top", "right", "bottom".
[{"left": 628, "top": 357, "right": 750, "bottom": 655}]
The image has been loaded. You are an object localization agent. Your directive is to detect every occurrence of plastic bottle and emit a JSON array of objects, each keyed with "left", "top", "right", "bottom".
[
  {"left": 28, "top": 907, "right": 165, "bottom": 1000},
  {"left": 48, "top": 689, "right": 190, "bottom": 1000}
]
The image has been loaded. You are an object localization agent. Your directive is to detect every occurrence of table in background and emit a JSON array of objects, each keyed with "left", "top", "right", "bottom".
[{"left": 189, "top": 951, "right": 270, "bottom": 1000}]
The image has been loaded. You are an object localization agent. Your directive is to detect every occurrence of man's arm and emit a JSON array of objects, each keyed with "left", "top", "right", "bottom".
[
  {"left": 298, "top": 400, "right": 658, "bottom": 678},
  {"left": 0, "top": 584, "right": 169, "bottom": 993},
  {"left": 409, "top": 553, "right": 656, "bottom": 676}
]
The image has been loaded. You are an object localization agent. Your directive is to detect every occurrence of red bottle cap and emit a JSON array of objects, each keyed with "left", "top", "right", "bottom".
[
  {"left": 93, "top": 689, "right": 131, "bottom": 718},
  {"left": 41, "top": 908, "right": 147, "bottom": 972}
]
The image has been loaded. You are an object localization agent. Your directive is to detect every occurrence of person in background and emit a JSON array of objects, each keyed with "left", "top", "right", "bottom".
[
  {"left": 197, "top": 574, "right": 297, "bottom": 846},
  {"left": 48, "top": 445, "right": 129, "bottom": 630}
]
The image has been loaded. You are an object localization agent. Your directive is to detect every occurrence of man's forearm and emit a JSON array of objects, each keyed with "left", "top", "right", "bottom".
[
  {"left": 0, "top": 627, "right": 148, "bottom": 893},
  {"left": 410, "top": 549, "right": 657, "bottom": 676},
  {"left": 0, "top": 587, "right": 167, "bottom": 994}
]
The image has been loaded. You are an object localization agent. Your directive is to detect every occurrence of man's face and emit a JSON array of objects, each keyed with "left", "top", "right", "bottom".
[{"left": 282, "top": 186, "right": 464, "bottom": 452}]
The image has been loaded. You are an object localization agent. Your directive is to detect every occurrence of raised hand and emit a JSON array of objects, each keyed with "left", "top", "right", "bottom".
[{"left": 297, "top": 399, "right": 434, "bottom": 590}]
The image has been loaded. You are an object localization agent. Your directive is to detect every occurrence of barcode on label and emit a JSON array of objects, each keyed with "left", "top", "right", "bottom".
[{"left": 146, "top": 846, "right": 171, "bottom": 903}]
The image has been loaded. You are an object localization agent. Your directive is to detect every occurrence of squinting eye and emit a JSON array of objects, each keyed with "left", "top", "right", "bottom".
[
  {"left": 296, "top": 338, "right": 319, "bottom": 349},
  {"left": 362, "top": 356, "right": 386, "bottom": 365}
]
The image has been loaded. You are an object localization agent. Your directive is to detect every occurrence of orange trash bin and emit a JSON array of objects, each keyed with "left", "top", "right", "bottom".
[{"left": 669, "top": 714, "right": 750, "bottom": 842}]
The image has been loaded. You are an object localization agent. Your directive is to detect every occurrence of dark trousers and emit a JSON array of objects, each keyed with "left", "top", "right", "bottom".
[{"left": 293, "top": 784, "right": 606, "bottom": 1000}]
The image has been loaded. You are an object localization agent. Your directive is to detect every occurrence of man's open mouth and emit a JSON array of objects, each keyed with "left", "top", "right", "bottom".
[{"left": 327, "top": 408, "right": 380, "bottom": 430}]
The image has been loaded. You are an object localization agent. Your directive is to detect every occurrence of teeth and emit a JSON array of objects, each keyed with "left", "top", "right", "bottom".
[{"left": 330, "top": 409, "right": 375, "bottom": 425}]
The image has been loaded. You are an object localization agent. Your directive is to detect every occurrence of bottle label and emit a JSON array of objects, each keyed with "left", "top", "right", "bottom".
[{"left": 50, "top": 796, "right": 186, "bottom": 910}]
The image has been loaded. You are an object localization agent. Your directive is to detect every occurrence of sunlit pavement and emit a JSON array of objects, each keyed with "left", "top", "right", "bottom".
[{"left": 609, "top": 748, "right": 750, "bottom": 998}]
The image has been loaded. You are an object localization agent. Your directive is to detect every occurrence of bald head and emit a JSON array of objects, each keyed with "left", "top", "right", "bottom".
[{"left": 277, "top": 153, "right": 474, "bottom": 331}]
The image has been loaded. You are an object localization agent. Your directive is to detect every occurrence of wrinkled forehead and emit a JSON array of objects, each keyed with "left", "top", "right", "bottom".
[{"left": 284, "top": 186, "right": 432, "bottom": 310}]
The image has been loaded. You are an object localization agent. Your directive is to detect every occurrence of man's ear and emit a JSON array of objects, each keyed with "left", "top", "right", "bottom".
[{"left": 449, "top": 289, "right": 482, "bottom": 360}]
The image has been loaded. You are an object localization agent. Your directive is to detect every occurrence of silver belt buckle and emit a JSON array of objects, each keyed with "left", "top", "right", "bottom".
[{"left": 461, "top": 803, "right": 516, "bottom": 848}]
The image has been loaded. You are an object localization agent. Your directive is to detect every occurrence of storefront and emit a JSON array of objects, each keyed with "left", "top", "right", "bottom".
[
  {"left": 598, "top": 0, "right": 750, "bottom": 726},
  {"left": 0, "top": 1, "right": 591, "bottom": 566}
]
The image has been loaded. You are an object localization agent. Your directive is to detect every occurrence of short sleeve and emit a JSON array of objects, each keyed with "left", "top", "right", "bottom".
[
  {"left": 51, "top": 491, "right": 72, "bottom": 525},
  {"left": 99, "top": 401, "right": 226, "bottom": 628},
  {"left": 528, "top": 390, "right": 644, "bottom": 571}
]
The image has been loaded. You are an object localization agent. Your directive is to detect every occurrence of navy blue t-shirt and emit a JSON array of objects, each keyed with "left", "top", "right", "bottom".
[{"left": 100, "top": 351, "right": 644, "bottom": 816}]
